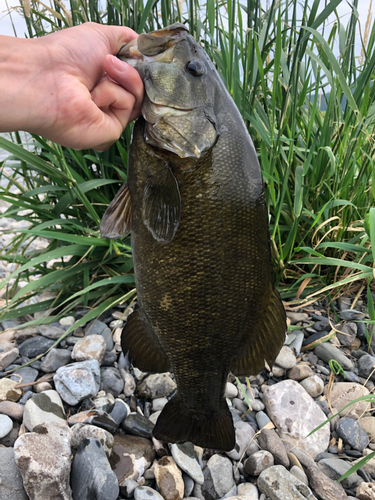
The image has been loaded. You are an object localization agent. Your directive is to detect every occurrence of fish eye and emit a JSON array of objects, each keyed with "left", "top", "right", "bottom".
[{"left": 185, "top": 60, "right": 204, "bottom": 77}]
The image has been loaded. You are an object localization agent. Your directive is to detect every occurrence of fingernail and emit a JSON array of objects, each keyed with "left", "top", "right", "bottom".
[{"left": 111, "top": 55, "right": 128, "bottom": 71}]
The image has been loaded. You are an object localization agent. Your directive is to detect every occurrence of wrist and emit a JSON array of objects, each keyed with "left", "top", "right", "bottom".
[{"left": 0, "top": 35, "right": 52, "bottom": 134}]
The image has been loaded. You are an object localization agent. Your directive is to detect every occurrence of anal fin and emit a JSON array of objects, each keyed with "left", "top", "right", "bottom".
[
  {"left": 101, "top": 182, "right": 132, "bottom": 239},
  {"left": 231, "top": 284, "right": 286, "bottom": 376},
  {"left": 122, "top": 307, "right": 170, "bottom": 373}
]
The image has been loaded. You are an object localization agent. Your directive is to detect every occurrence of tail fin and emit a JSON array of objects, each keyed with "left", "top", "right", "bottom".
[{"left": 153, "top": 395, "right": 235, "bottom": 451}]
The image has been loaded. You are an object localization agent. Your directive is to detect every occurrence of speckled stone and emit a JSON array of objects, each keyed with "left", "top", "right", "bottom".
[
  {"left": 137, "top": 373, "right": 177, "bottom": 399},
  {"left": 54, "top": 360, "right": 101, "bottom": 406},
  {"left": 258, "top": 465, "right": 316, "bottom": 499},
  {"left": 71, "top": 335, "right": 107, "bottom": 364}
]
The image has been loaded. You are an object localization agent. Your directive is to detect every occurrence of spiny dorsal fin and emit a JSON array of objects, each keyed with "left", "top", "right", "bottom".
[{"left": 100, "top": 182, "right": 132, "bottom": 239}]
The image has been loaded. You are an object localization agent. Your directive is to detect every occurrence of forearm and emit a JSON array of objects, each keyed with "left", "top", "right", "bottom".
[{"left": 0, "top": 35, "right": 53, "bottom": 134}]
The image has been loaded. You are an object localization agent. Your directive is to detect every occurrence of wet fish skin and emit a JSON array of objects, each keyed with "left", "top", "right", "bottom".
[{"left": 101, "top": 23, "right": 286, "bottom": 451}]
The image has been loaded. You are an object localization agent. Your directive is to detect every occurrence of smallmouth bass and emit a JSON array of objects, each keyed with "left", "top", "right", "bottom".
[{"left": 101, "top": 23, "right": 286, "bottom": 451}]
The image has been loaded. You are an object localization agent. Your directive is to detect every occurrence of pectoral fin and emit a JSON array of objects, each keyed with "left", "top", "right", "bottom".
[
  {"left": 122, "top": 307, "right": 170, "bottom": 373},
  {"left": 100, "top": 182, "right": 132, "bottom": 239},
  {"left": 142, "top": 165, "right": 181, "bottom": 243},
  {"left": 231, "top": 284, "right": 286, "bottom": 376}
]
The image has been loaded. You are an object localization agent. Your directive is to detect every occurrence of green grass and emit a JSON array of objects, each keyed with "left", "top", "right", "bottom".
[{"left": 1, "top": 0, "right": 375, "bottom": 324}]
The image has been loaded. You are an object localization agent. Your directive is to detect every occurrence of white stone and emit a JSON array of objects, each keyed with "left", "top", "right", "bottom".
[
  {"left": 273, "top": 346, "right": 296, "bottom": 370},
  {"left": 59, "top": 316, "right": 75, "bottom": 327},
  {"left": 0, "top": 414, "right": 13, "bottom": 438},
  {"left": 263, "top": 380, "right": 330, "bottom": 459},
  {"left": 300, "top": 375, "right": 324, "bottom": 398},
  {"left": 225, "top": 382, "right": 238, "bottom": 399}
]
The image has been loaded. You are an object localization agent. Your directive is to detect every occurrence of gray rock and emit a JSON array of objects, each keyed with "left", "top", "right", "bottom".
[
  {"left": 40, "top": 348, "right": 72, "bottom": 372},
  {"left": 290, "top": 465, "right": 309, "bottom": 486},
  {"left": 314, "top": 343, "right": 354, "bottom": 370},
  {"left": 70, "top": 437, "right": 119, "bottom": 500},
  {"left": 339, "top": 309, "right": 365, "bottom": 321},
  {"left": 318, "top": 458, "right": 363, "bottom": 489},
  {"left": 92, "top": 393, "right": 115, "bottom": 413},
  {"left": 256, "top": 411, "right": 271, "bottom": 429},
  {"left": 71, "top": 335, "right": 107, "bottom": 364},
  {"left": 288, "top": 330, "right": 305, "bottom": 356},
  {"left": 287, "top": 364, "right": 314, "bottom": 381},
  {"left": 23, "top": 390, "right": 66, "bottom": 431},
  {"left": 100, "top": 367, "right": 124, "bottom": 397},
  {"left": 14, "top": 421, "right": 72, "bottom": 500},
  {"left": 328, "top": 382, "right": 370, "bottom": 419},
  {"left": 37, "top": 324, "right": 66, "bottom": 340},
  {"left": 137, "top": 373, "right": 177, "bottom": 399},
  {"left": 70, "top": 423, "right": 114, "bottom": 457},
  {"left": 54, "top": 360, "right": 101, "bottom": 405},
  {"left": 101, "top": 327, "right": 114, "bottom": 350},
  {"left": 273, "top": 346, "right": 297, "bottom": 370},
  {"left": 258, "top": 429, "right": 289, "bottom": 468},
  {"left": 305, "top": 463, "right": 348, "bottom": 500},
  {"left": 337, "top": 322, "right": 357, "bottom": 346},
  {"left": 101, "top": 350, "right": 117, "bottom": 366},
  {"left": 122, "top": 413, "right": 154, "bottom": 438},
  {"left": 152, "top": 397, "right": 168, "bottom": 412},
  {"left": 202, "top": 454, "right": 235, "bottom": 500},
  {"left": 258, "top": 465, "right": 316, "bottom": 499},
  {"left": 300, "top": 375, "right": 324, "bottom": 398},
  {"left": 109, "top": 399, "right": 129, "bottom": 426},
  {"left": 183, "top": 471, "right": 195, "bottom": 497},
  {"left": 357, "top": 354, "right": 375, "bottom": 379},
  {"left": 134, "top": 486, "right": 164, "bottom": 500},
  {"left": 286, "top": 312, "right": 309, "bottom": 324},
  {"left": 263, "top": 380, "right": 330, "bottom": 459},
  {"left": 68, "top": 409, "right": 118, "bottom": 434},
  {"left": 0, "top": 414, "right": 13, "bottom": 438},
  {"left": 84, "top": 319, "right": 107, "bottom": 336},
  {"left": 0, "top": 400, "right": 24, "bottom": 421},
  {"left": 10, "top": 366, "right": 38, "bottom": 391},
  {"left": 121, "top": 370, "right": 136, "bottom": 397},
  {"left": 0, "top": 347, "right": 19, "bottom": 371},
  {"left": 0, "top": 447, "right": 28, "bottom": 500},
  {"left": 227, "top": 420, "right": 257, "bottom": 460},
  {"left": 171, "top": 442, "right": 204, "bottom": 485},
  {"left": 237, "top": 482, "right": 259, "bottom": 497},
  {"left": 244, "top": 450, "right": 274, "bottom": 476},
  {"left": 343, "top": 371, "right": 361, "bottom": 383},
  {"left": 17, "top": 336, "right": 55, "bottom": 358},
  {"left": 336, "top": 417, "right": 369, "bottom": 451}
]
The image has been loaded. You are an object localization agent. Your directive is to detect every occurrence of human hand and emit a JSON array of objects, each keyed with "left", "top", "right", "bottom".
[{"left": 0, "top": 23, "right": 144, "bottom": 151}]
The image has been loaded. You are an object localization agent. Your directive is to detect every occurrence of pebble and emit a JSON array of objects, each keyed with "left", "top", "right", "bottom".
[
  {"left": 14, "top": 421, "right": 72, "bottom": 500},
  {"left": 327, "top": 382, "right": 370, "bottom": 419},
  {"left": 359, "top": 417, "right": 375, "bottom": 442},
  {"left": 0, "top": 378, "right": 22, "bottom": 401},
  {"left": 59, "top": 316, "right": 75, "bottom": 327},
  {"left": 336, "top": 417, "right": 369, "bottom": 451},
  {"left": 10, "top": 366, "right": 38, "bottom": 391},
  {"left": 339, "top": 309, "right": 365, "bottom": 320},
  {"left": 123, "top": 413, "right": 154, "bottom": 438},
  {"left": 109, "top": 398, "right": 129, "bottom": 426},
  {"left": 170, "top": 442, "right": 204, "bottom": 485},
  {"left": 305, "top": 463, "right": 348, "bottom": 500},
  {"left": 244, "top": 450, "right": 274, "bottom": 476},
  {"left": 337, "top": 322, "right": 357, "bottom": 346},
  {"left": 287, "top": 364, "right": 314, "bottom": 381},
  {"left": 37, "top": 324, "right": 66, "bottom": 340},
  {"left": 134, "top": 486, "right": 164, "bottom": 500},
  {"left": 84, "top": 319, "right": 107, "bottom": 336},
  {"left": 225, "top": 382, "right": 238, "bottom": 398},
  {"left": 0, "top": 400, "right": 24, "bottom": 421},
  {"left": 70, "top": 437, "right": 119, "bottom": 500},
  {"left": 100, "top": 367, "right": 124, "bottom": 397},
  {"left": 227, "top": 420, "right": 257, "bottom": 460},
  {"left": 72, "top": 334, "right": 107, "bottom": 364},
  {"left": 258, "top": 428, "right": 290, "bottom": 468},
  {"left": 273, "top": 346, "right": 297, "bottom": 370},
  {"left": 263, "top": 379, "right": 330, "bottom": 459},
  {"left": 54, "top": 359, "right": 101, "bottom": 405},
  {"left": 357, "top": 482, "right": 375, "bottom": 500},
  {"left": 0, "top": 447, "right": 28, "bottom": 499},
  {"left": 68, "top": 409, "right": 118, "bottom": 434},
  {"left": 358, "top": 354, "right": 375, "bottom": 379},
  {"left": 40, "top": 347, "right": 72, "bottom": 372},
  {"left": 23, "top": 390, "right": 66, "bottom": 431},
  {"left": 318, "top": 457, "right": 363, "bottom": 489},
  {"left": 258, "top": 465, "right": 316, "bottom": 499},
  {"left": 314, "top": 343, "right": 354, "bottom": 370},
  {"left": 137, "top": 372, "right": 177, "bottom": 399},
  {"left": 202, "top": 454, "right": 235, "bottom": 499},
  {"left": 300, "top": 375, "right": 324, "bottom": 398},
  {"left": 0, "top": 413, "right": 13, "bottom": 438},
  {"left": 154, "top": 455, "right": 184, "bottom": 500},
  {"left": 109, "top": 434, "right": 155, "bottom": 484},
  {"left": 0, "top": 347, "right": 19, "bottom": 371},
  {"left": 17, "top": 336, "right": 55, "bottom": 358},
  {"left": 70, "top": 423, "right": 114, "bottom": 456}
]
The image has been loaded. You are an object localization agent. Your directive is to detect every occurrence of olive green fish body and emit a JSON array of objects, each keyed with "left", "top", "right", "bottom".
[{"left": 101, "top": 24, "right": 286, "bottom": 451}]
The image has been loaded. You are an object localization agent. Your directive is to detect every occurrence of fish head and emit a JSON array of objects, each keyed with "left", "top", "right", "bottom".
[{"left": 118, "top": 23, "right": 219, "bottom": 159}]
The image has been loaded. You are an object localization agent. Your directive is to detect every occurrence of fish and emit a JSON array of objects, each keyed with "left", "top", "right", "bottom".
[{"left": 100, "top": 23, "right": 286, "bottom": 451}]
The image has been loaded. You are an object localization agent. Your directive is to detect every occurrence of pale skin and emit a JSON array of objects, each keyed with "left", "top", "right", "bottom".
[{"left": 0, "top": 22, "right": 144, "bottom": 151}]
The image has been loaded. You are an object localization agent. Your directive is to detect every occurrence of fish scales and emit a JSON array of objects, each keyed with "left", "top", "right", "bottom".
[{"left": 101, "top": 23, "right": 286, "bottom": 451}]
